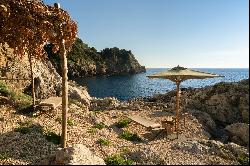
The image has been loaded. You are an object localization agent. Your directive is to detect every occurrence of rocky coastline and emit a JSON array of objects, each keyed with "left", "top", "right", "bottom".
[
  {"left": 46, "top": 38, "right": 146, "bottom": 79},
  {"left": 0, "top": 80, "right": 249, "bottom": 165},
  {"left": 0, "top": 43, "right": 249, "bottom": 165}
]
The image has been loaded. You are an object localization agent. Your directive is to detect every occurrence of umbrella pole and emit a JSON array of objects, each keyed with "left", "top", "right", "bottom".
[{"left": 176, "top": 81, "right": 181, "bottom": 139}]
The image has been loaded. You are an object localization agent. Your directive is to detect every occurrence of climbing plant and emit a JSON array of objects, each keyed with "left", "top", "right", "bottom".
[{"left": 0, "top": 0, "right": 77, "bottom": 148}]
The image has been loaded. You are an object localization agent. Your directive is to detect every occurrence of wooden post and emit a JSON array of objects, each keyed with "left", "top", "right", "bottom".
[
  {"left": 176, "top": 81, "right": 181, "bottom": 138},
  {"left": 56, "top": 3, "right": 68, "bottom": 148},
  {"left": 28, "top": 55, "right": 35, "bottom": 109},
  {"left": 60, "top": 38, "right": 68, "bottom": 148}
]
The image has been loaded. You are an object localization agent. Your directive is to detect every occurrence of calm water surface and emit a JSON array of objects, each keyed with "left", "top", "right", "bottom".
[{"left": 75, "top": 68, "right": 249, "bottom": 101}]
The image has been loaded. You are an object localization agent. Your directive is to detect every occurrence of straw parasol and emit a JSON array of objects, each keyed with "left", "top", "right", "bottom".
[{"left": 147, "top": 65, "right": 224, "bottom": 138}]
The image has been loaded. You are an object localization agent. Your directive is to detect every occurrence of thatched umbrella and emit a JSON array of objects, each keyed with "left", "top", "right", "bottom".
[{"left": 147, "top": 65, "right": 224, "bottom": 138}]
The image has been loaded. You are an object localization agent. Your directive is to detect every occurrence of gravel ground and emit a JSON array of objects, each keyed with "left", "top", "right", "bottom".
[{"left": 0, "top": 103, "right": 240, "bottom": 165}]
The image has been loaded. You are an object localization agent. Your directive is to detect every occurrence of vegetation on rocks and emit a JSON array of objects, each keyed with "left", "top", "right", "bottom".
[
  {"left": 93, "top": 122, "right": 106, "bottom": 130},
  {"left": 116, "top": 119, "right": 132, "bottom": 128},
  {"left": 0, "top": 152, "right": 9, "bottom": 161},
  {"left": 104, "top": 154, "right": 133, "bottom": 165},
  {"left": 0, "top": 80, "right": 32, "bottom": 112},
  {"left": 119, "top": 131, "right": 142, "bottom": 142},
  {"left": 67, "top": 118, "right": 76, "bottom": 126},
  {"left": 237, "top": 155, "right": 249, "bottom": 165},
  {"left": 97, "top": 138, "right": 111, "bottom": 146},
  {"left": 46, "top": 38, "right": 146, "bottom": 78}
]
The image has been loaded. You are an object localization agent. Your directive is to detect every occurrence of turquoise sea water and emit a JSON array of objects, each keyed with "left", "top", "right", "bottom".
[{"left": 75, "top": 68, "right": 249, "bottom": 101}]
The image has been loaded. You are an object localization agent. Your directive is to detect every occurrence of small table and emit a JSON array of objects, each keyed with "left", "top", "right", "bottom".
[{"left": 161, "top": 116, "right": 175, "bottom": 134}]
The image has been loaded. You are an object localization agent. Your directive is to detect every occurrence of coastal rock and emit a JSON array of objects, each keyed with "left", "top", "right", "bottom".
[
  {"left": 37, "top": 144, "right": 105, "bottom": 165},
  {"left": 172, "top": 140, "right": 237, "bottom": 160},
  {"left": 47, "top": 38, "right": 146, "bottom": 78},
  {"left": 239, "top": 95, "right": 249, "bottom": 123},
  {"left": 224, "top": 142, "right": 249, "bottom": 158},
  {"left": 146, "top": 80, "right": 249, "bottom": 144},
  {"left": 90, "top": 97, "right": 120, "bottom": 111},
  {"left": 171, "top": 140, "right": 210, "bottom": 154},
  {"left": 182, "top": 81, "right": 249, "bottom": 126},
  {"left": 133, "top": 148, "right": 166, "bottom": 165},
  {"left": 68, "top": 85, "right": 91, "bottom": 106},
  {"left": 225, "top": 123, "right": 249, "bottom": 146},
  {"left": 188, "top": 109, "right": 217, "bottom": 134}
]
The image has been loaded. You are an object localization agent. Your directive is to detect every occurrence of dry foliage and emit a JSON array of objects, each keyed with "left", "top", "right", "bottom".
[{"left": 0, "top": 0, "right": 77, "bottom": 58}]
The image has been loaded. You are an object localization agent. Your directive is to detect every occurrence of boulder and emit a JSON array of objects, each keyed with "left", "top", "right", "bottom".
[
  {"left": 90, "top": 97, "right": 120, "bottom": 111},
  {"left": 184, "top": 81, "right": 249, "bottom": 125},
  {"left": 224, "top": 142, "right": 249, "bottom": 158},
  {"left": 68, "top": 85, "right": 91, "bottom": 106},
  {"left": 239, "top": 95, "right": 249, "bottom": 123},
  {"left": 225, "top": 123, "right": 249, "bottom": 146},
  {"left": 189, "top": 109, "right": 217, "bottom": 134},
  {"left": 37, "top": 144, "right": 105, "bottom": 165},
  {"left": 172, "top": 139, "right": 239, "bottom": 160},
  {"left": 171, "top": 140, "right": 210, "bottom": 154}
]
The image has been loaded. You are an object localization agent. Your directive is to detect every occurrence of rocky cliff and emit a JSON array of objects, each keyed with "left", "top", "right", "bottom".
[
  {"left": 46, "top": 38, "right": 146, "bottom": 79},
  {"left": 0, "top": 43, "right": 91, "bottom": 106}
]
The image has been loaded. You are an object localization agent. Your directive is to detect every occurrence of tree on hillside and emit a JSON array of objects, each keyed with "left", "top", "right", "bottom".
[{"left": 0, "top": 0, "right": 77, "bottom": 148}]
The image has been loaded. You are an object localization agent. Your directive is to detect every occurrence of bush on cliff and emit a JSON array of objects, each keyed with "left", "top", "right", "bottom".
[
  {"left": 45, "top": 38, "right": 145, "bottom": 78},
  {"left": 0, "top": 80, "right": 32, "bottom": 111}
]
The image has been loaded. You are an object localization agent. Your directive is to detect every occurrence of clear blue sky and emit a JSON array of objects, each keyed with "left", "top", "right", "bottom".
[{"left": 44, "top": 0, "right": 249, "bottom": 68}]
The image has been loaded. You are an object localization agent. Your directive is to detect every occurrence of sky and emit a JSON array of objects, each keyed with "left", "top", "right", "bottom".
[{"left": 44, "top": 0, "right": 249, "bottom": 68}]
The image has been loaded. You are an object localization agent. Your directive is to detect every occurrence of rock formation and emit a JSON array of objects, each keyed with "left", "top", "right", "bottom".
[
  {"left": 36, "top": 144, "right": 105, "bottom": 165},
  {"left": 0, "top": 43, "right": 91, "bottom": 106},
  {"left": 46, "top": 38, "right": 146, "bottom": 79},
  {"left": 225, "top": 123, "right": 249, "bottom": 147},
  {"left": 142, "top": 79, "right": 249, "bottom": 147}
]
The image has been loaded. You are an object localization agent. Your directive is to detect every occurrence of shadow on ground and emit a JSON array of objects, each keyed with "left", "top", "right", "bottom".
[{"left": 0, "top": 123, "right": 58, "bottom": 165}]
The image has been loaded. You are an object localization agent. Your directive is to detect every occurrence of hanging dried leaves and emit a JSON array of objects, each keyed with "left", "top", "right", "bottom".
[{"left": 0, "top": 0, "right": 77, "bottom": 59}]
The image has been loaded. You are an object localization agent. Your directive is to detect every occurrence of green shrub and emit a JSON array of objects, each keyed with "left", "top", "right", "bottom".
[
  {"left": 87, "top": 128, "right": 97, "bottom": 134},
  {"left": 93, "top": 122, "right": 106, "bottom": 130},
  {"left": 0, "top": 152, "right": 9, "bottom": 160},
  {"left": 0, "top": 81, "right": 32, "bottom": 111},
  {"left": 119, "top": 131, "right": 142, "bottom": 142},
  {"left": 104, "top": 154, "right": 133, "bottom": 165},
  {"left": 15, "top": 120, "right": 34, "bottom": 134},
  {"left": 56, "top": 117, "right": 76, "bottom": 126},
  {"left": 45, "top": 131, "right": 60, "bottom": 145},
  {"left": 237, "top": 155, "right": 249, "bottom": 165},
  {"left": 69, "top": 98, "right": 85, "bottom": 109},
  {"left": 15, "top": 126, "right": 32, "bottom": 134},
  {"left": 120, "top": 147, "right": 131, "bottom": 156},
  {"left": 98, "top": 138, "right": 111, "bottom": 146},
  {"left": 116, "top": 119, "right": 131, "bottom": 128},
  {"left": 14, "top": 93, "right": 32, "bottom": 111},
  {"left": 69, "top": 98, "right": 79, "bottom": 105},
  {"left": 0, "top": 81, "right": 11, "bottom": 96},
  {"left": 67, "top": 119, "right": 76, "bottom": 126}
]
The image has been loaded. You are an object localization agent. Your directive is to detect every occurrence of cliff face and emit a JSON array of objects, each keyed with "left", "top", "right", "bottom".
[{"left": 46, "top": 38, "right": 146, "bottom": 79}]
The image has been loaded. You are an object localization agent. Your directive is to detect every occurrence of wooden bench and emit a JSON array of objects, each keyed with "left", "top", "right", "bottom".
[
  {"left": 128, "top": 114, "right": 164, "bottom": 131},
  {"left": 38, "top": 97, "right": 62, "bottom": 110}
]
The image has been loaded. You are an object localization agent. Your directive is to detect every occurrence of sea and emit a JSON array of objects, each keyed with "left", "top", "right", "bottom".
[{"left": 75, "top": 68, "right": 249, "bottom": 101}]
